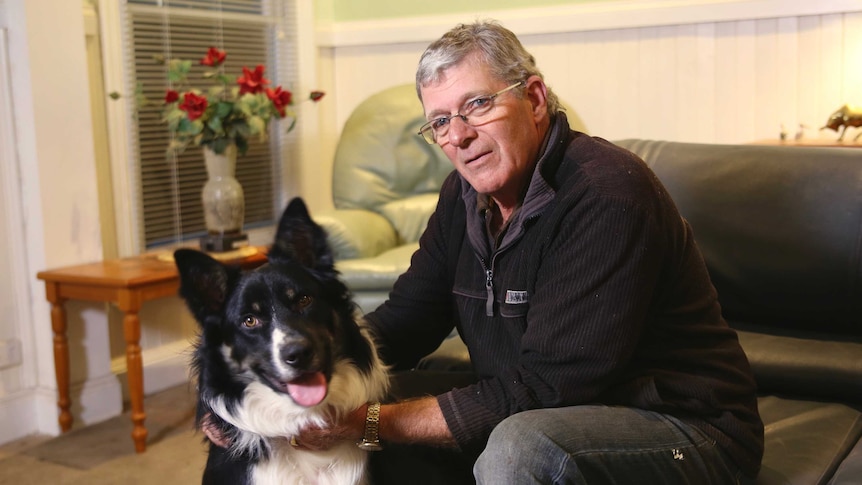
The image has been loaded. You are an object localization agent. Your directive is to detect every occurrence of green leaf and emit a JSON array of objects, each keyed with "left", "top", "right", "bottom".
[
  {"left": 178, "top": 117, "right": 203, "bottom": 135},
  {"left": 207, "top": 115, "right": 223, "bottom": 134},
  {"left": 167, "top": 139, "right": 187, "bottom": 152},
  {"left": 215, "top": 101, "right": 232, "bottom": 119},
  {"left": 167, "top": 59, "right": 192, "bottom": 84},
  {"left": 208, "top": 86, "right": 225, "bottom": 99},
  {"left": 233, "top": 120, "right": 250, "bottom": 137},
  {"left": 235, "top": 136, "right": 249, "bottom": 156},
  {"left": 234, "top": 94, "right": 254, "bottom": 117},
  {"left": 248, "top": 115, "right": 266, "bottom": 135},
  {"left": 212, "top": 138, "right": 230, "bottom": 155}
]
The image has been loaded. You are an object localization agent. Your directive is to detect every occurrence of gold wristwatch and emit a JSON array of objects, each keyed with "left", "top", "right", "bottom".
[{"left": 356, "top": 402, "right": 383, "bottom": 451}]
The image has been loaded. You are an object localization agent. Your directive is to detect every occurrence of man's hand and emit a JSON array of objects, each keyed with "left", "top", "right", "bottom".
[
  {"left": 201, "top": 413, "right": 232, "bottom": 448},
  {"left": 291, "top": 405, "right": 366, "bottom": 451}
]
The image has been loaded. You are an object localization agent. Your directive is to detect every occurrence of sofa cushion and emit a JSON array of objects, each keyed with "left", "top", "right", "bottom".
[
  {"left": 314, "top": 209, "right": 398, "bottom": 260},
  {"left": 755, "top": 395, "right": 862, "bottom": 485},
  {"left": 379, "top": 193, "right": 439, "bottom": 244},
  {"left": 334, "top": 243, "right": 418, "bottom": 290},
  {"left": 332, "top": 84, "right": 453, "bottom": 213},
  {"left": 735, "top": 326, "right": 862, "bottom": 402},
  {"left": 830, "top": 436, "right": 862, "bottom": 484}
]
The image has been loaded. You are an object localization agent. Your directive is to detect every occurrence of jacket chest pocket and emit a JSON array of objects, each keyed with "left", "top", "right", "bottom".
[{"left": 450, "top": 253, "right": 532, "bottom": 321}]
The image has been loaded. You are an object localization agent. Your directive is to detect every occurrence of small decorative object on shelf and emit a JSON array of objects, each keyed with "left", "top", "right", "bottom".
[
  {"left": 200, "top": 144, "right": 248, "bottom": 252},
  {"left": 820, "top": 104, "right": 862, "bottom": 142}
]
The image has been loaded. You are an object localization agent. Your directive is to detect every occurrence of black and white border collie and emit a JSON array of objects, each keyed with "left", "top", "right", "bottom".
[{"left": 174, "top": 198, "right": 389, "bottom": 485}]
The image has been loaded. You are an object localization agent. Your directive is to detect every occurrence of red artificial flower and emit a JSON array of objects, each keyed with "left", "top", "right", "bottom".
[
  {"left": 310, "top": 91, "right": 325, "bottom": 102},
  {"left": 265, "top": 86, "right": 293, "bottom": 117},
  {"left": 200, "top": 47, "right": 226, "bottom": 67},
  {"left": 178, "top": 92, "right": 208, "bottom": 121},
  {"left": 164, "top": 89, "right": 180, "bottom": 103},
  {"left": 237, "top": 65, "right": 270, "bottom": 95}
]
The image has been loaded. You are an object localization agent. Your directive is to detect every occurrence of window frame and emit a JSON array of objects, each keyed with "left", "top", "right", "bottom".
[{"left": 98, "top": 0, "right": 308, "bottom": 256}]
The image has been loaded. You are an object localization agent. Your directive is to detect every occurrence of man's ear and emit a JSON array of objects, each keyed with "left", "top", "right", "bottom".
[{"left": 524, "top": 75, "right": 549, "bottom": 120}]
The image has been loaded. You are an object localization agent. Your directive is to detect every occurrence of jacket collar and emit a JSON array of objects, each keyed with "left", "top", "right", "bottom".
[{"left": 461, "top": 111, "right": 571, "bottom": 258}]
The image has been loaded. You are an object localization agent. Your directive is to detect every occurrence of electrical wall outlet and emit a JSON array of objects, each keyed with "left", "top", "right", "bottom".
[{"left": 0, "top": 338, "right": 22, "bottom": 370}]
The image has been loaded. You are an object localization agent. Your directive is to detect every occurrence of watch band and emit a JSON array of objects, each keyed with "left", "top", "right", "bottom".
[{"left": 356, "top": 402, "right": 383, "bottom": 451}]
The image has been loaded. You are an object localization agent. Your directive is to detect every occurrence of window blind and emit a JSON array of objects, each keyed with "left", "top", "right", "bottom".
[{"left": 125, "top": 0, "right": 295, "bottom": 249}]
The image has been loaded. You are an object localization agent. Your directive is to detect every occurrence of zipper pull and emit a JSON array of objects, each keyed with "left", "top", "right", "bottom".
[{"left": 485, "top": 269, "right": 494, "bottom": 316}]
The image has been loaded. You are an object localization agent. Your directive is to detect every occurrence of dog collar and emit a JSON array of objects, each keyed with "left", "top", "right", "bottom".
[{"left": 357, "top": 402, "right": 383, "bottom": 451}]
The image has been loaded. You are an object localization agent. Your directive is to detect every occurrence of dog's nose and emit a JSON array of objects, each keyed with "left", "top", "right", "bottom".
[{"left": 281, "top": 341, "right": 313, "bottom": 368}]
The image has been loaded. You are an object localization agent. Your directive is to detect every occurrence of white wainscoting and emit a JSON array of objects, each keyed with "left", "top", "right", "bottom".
[
  {"left": 319, "top": 2, "right": 862, "bottom": 149},
  {"left": 0, "top": 26, "right": 35, "bottom": 445}
]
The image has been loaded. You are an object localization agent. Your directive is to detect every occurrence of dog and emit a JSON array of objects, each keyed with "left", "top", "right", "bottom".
[{"left": 174, "top": 197, "right": 389, "bottom": 485}]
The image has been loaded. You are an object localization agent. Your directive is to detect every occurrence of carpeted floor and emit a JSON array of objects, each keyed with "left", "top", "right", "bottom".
[{"left": 0, "top": 384, "right": 209, "bottom": 484}]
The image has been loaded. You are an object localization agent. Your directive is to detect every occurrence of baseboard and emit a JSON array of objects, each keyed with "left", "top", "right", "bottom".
[
  {"left": 0, "top": 373, "right": 122, "bottom": 446},
  {"left": 111, "top": 339, "right": 194, "bottom": 401},
  {"left": 0, "top": 388, "right": 46, "bottom": 445}
]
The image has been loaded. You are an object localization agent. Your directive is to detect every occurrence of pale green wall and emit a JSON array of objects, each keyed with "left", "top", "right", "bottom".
[{"left": 316, "top": 0, "right": 614, "bottom": 22}]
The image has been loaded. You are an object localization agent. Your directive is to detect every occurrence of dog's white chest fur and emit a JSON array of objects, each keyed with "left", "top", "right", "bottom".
[{"left": 252, "top": 442, "right": 369, "bottom": 485}]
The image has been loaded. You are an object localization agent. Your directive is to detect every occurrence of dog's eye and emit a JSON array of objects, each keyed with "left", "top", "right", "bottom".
[
  {"left": 295, "top": 295, "right": 312, "bottom": 311},
  {"left": 242, "top": 316, "right": 260, "bottom": 328}
]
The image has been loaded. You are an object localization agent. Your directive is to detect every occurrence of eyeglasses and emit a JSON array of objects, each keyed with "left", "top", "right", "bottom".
[{"left": 418, "top": 81, "right": 525, "bottom": 145}]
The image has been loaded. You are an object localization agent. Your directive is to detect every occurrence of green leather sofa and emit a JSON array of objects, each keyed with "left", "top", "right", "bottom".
[{"left": 314, "top": 84, "right": 452, "bottom": 313}]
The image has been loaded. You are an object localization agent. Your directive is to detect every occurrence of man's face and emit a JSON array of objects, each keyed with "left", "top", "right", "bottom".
[{"left": 419, "top": 57, "right": 547, "bottom": 207}]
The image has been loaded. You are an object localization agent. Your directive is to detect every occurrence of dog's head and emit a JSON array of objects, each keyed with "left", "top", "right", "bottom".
[{"left": 175, "top": 198, "right": 371, "bottom": 407}]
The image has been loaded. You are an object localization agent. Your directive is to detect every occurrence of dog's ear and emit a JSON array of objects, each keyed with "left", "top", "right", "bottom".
[
  {"left": 269, "top": 197, "right": 336, "bottom": 276},
  {"left": 174, "top": 249, "right": 238, "bottom": 322}
]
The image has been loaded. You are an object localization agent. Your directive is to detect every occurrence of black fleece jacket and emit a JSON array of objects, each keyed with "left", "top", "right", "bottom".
[{"left": 366, "top": 113, "right": 764, "bottom": 476}]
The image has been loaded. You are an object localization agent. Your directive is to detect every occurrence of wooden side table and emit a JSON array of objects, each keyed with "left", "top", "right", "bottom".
[{"left": 36, "top": 246, "right": 267, "bottom": 452}]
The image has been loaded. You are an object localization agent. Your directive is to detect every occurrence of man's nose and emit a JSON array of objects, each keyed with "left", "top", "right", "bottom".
[{"left": 446, "top": 115, "right": 475, "bottom": 147}]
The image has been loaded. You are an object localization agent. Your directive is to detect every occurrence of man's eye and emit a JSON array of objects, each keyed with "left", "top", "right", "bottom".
[
  {"left": 431, "top": 117, "right": 449, "bottom": 129},
  {"left": 468, "top": 96, "right": 491, "bottom": 111}
]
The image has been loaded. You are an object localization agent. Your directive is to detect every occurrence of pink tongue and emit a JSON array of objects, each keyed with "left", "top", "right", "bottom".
[{"left": 286, "top": 372, "right": 328, "bottom": 407}]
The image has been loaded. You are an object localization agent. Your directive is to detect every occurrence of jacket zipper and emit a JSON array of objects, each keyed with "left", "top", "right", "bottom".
[
  {"left": 476, "top": 214, "right": 541, "bottom": 318},
  {"left": 479, "top": 257, "right": 494, "bottom": 317}
]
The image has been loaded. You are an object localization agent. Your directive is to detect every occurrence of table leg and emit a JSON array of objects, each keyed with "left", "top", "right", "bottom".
[
  {"left": 48, "top": 296, "right": 73, "bottom": 432},
  {"left": 121, "top": 302, "right": 148, "bottom": 453}
]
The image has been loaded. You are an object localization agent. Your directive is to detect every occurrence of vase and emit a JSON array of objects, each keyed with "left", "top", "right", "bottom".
[{"left": 200, "top": 144, "right": 248, "bottom": 251}]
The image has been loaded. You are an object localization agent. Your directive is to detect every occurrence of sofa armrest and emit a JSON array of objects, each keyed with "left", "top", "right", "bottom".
[{"left": 314, "top": 209, "right": 398, "bottom": 260}]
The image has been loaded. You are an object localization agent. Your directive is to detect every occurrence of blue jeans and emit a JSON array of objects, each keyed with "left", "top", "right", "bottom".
[{"left": 474, "top": 405, "right": 750, "bottom": 485}]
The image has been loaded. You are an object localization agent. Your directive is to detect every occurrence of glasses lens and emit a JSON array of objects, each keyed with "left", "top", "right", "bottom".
[
  {"left": 465, "top": 96, "right": 494, "bottom": 118},
  {"left": 419, "top": 125, "right": 436, "bottom": 144}
]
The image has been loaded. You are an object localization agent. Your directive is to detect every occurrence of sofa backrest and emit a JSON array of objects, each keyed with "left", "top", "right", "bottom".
[
  {"left": 332, "top": 84, "right": 453, "bottom": 243},
  {"left": 615, "top": 139, "right": 862, "bottom": 336},
  {"left": 615, "top": 139, "right": 862, "bottom": 401}
]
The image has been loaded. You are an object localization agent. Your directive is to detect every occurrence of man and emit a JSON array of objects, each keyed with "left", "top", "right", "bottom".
[{"left": 251, "top": 20, "right": 763, "bottom": 484}]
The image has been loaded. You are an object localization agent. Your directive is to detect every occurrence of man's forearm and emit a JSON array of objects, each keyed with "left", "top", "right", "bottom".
[{"left": 379, "top": 396, "right": 458, "bottom": 448}]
